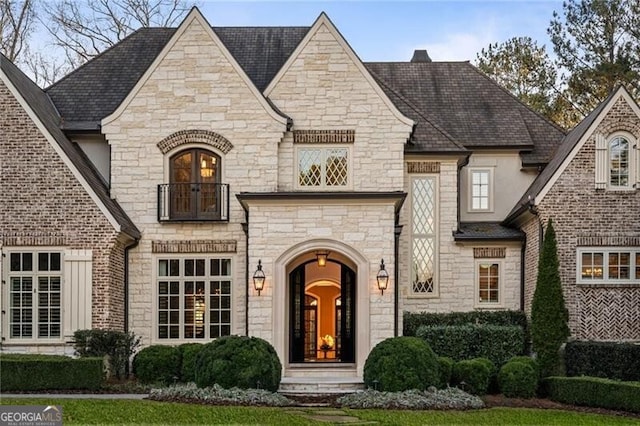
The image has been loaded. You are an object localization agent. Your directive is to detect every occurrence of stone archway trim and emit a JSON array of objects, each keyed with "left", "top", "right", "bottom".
[{"left": 157, "top": 129, "right": 234, "bottom": 154}]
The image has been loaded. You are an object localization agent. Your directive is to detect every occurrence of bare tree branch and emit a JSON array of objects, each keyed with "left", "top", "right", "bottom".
[
  {"left": 0, "top": 0, "right": 35, "bottom": 61},
  {"left": 42, "top": 0, "right": 194, "bottom": 64}
]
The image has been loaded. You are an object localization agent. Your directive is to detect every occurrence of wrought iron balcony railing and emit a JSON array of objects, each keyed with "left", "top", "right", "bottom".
[{"left": 158, "top": 183, "right": 229, "bottom": 222}]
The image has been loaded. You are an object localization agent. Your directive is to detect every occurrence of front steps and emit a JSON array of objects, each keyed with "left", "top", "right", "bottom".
[{"left": 279, "top": 367, "right": 365, "bottom": 395}]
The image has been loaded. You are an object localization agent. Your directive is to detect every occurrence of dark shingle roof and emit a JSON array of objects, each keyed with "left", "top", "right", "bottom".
[
  {"left": 453, "top": 222, "right": 524, "bottom": 241},
  {"left": 1, "top": 54, "right": 140, "bottom": 239},
  {"left": 364, "top": 62, "right": 565, "bottom": 160},
  {"left": 47, "top": 27, "right": 309, "bottom": 127},
  {"left": 504, "top": 89, "right": 618, "bottom": 223}
]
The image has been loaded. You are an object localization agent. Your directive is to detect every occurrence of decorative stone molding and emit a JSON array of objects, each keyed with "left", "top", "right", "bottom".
[
  {"left": 576, "top": 236, "right": 640, "bottom": 246},
  {"left": 152, "top": 240, "right": 237, "bottom": 254},
  {"left": 157, "top": 130, "right": 234, "bottom": 154},
  {"left": 407, "top": 161, "right": 440, "bottom": 174},
  {"left": 293, "top": 130, "right": 355, "bottom": 144},
  {"left": 1, "top": 232, "right": 66, "bottom": 246},
  {"left": 473, "top": 247, "right": 506, "bottom": 258}
]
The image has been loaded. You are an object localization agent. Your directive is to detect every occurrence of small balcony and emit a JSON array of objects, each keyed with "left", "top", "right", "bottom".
[{"left": 158, "top": 183, "right": 229, "bottom": 222}]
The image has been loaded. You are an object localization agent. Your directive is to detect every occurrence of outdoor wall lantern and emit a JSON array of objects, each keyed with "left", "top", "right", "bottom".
[
  {"left": 376, "top": 259, "right": 389, "bottom": 295},
  {"left": 253, "top": 260, "right": 266, "bottom": 295},
  {"left": 315, "top": 250, "right": 330, "bottom": 267}
]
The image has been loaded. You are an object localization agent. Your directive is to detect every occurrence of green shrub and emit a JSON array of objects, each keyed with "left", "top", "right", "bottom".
[
  {"left": 508, "top": 356, "right": 539, "bottom": 377},
  {"left": 416, "top": 324, "right": 524, "bottom": 367},
  {"left": 133, "top": 345, "right": 180, "bottom": 385},
  {"left": 73, "top": 329, "right": 141, "bottom": 379},
  {"left": 565, "top": 340, "right": 640, "bottom": 381},
  {"left": 544, "top": 376, "right": 640, "bottom": 413},
  {"left": 195, "top": 336, "right": 281, "bottom": 391},
  {"left": 364, "top": 336, "right": 439, "bottom": 392},
  {"left": 437, "top": 357, "right": 454, "bottom": 388},
  {"left": 178, "top": 343, "right": 204, "bottom": 383},
  {"left": 403, "top": 310, "right": 528, "bottom": 340},
  {"left": 498, "top": 361, "right": 537, "bottom": 398},
  {"left": 531, "top": 220, "right": 569, "bottom": 378},
  {"left": 451, "top": 359, "right": 492, "bottom": 395},
  {"left": 0, "top": 354, "right": 103, "bottom": 391},
  {"left": 474, "top": 357, "right": 498, "bottom": 394}
]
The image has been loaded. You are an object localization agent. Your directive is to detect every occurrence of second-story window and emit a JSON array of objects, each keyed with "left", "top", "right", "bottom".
[
  {"left": 469, "top": 169, "right": 492, "bottom": 211},
  {"left": 297, "top": 147, "right": 349, "bottom": 189},
  {"left": 169, "top": 148, "right": 222, "bottom": 220},
  {"left": 609, "top": 136, "right": 630, "bottom": 188}
]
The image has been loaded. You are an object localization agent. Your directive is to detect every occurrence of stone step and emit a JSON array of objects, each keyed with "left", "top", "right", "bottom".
[
  {"left": 279, "top": 377, "right": 365, "bottom": 395},
  {"left": 284, "top": 367, "right": 358, "bottom": 378}
]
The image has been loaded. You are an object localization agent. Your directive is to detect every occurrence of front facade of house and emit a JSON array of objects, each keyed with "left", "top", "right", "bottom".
[{"left": 1, "top": 9, "right": 638, "bottom": 386}]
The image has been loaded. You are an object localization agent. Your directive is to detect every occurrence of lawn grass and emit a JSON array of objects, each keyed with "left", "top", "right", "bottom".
[{"left": 1, "top": 398, "right": 638, "bottom": 425}]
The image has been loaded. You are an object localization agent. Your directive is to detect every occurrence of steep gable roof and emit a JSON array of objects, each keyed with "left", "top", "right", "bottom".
[
  {"left": 504, "top": 86, "right": 637, "bottom": 223},
  {"left": 365, "top": 61, "right": 565, "bottom": 162},
  {"left": 47, "top": 26, "right": 309, "bottom": 129},
  {"left": 0, "top": 53, "right": 140, "bottom": 239}
]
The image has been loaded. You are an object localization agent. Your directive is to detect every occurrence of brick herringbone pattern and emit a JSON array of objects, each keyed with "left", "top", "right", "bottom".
[{"left": 578, "top": 287, "right": 640, "bottom": 340}]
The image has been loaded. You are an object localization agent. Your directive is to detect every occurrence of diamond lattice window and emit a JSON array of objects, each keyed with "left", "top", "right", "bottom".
[
  {"left": 411, "top": 177, "right": 437, "bottom": 294},
  {"left": 298, "top": 147, "right": 349, "bottom": 188}
]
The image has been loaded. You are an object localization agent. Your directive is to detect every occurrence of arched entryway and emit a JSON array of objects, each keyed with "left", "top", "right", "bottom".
[{"left": 289, "top": 259, "right": 356, "bottom": 363}]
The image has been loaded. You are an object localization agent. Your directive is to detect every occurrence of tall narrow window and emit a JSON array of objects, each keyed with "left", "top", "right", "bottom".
[
  {"left": 609, "top": 136, "right": 630, "bottom": 188},
  {"left": 469, "top": 169, "right": 492, "bottom": 211},
  {"left": 8, "top": 251, "right": 62, "bottom": 339},
  {"left": 477, "top": 262, "right": 500, "bottom": 304},
  {"left": 157, "top": 257, "right": 232, "bottom": 340},
  {"left": 411, "top": 176, "right": 437, "bottom": 294}
]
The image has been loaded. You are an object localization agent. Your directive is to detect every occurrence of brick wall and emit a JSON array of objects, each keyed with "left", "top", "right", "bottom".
[
  {"left": 0, "top": 80, "right": 126, "bottom": 338},
  {"left": 536, "top": 97, "right": 640, "bottom": 340}
]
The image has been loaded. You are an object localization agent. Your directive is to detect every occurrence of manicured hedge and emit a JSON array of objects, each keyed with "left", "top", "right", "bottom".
[
  {"left": 0, "top": 354, "right": 103, "bottom": 391},
  {"left": 133, "top": 345, "right": 181, "bottom": 385},
  {"left": 451, "top": 358, "right": 492, "bottom": 395},
  {"left": 565, "top": 340, "right": 640, "bottom": 382},
  {"left": 498, "top": 360, "right": 537, "bottom": 398},
  {"left": 544, "top": 376, "right": 640, "bottom": 413},
  {"left": 403, "top": 310, "right": 528, "bottom": 337},
  {"left": 416, "top": 324, "right": 525, "bottom": 367}
]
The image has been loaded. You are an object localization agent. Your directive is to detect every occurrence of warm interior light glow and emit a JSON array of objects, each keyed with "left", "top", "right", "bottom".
[{"left": 316, "top": 251, "right": 329, "bottom": 267}]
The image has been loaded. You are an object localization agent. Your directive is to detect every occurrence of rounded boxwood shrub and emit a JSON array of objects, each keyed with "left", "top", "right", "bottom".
[
  {"left": 474, "top": 357, "right": 497, "bottom": 394},
  {"left": 194, "top": 336, "right": 281, "bottom": 391},
  {"left": 178, "top": 343, "right": 204, "bottom": 383},
  {"left": 133, "top": 345, "right": 180, "bottom": 385},
  {"left": 498, "top": 361, "right": 537, "bottom": 398},
  {"left": 452, "top": 359, "right": 491, "bottom": 395},
  {"left": 363, "top": 336, "right": 439, "bottom": 392},
  {"left": 508, "top": 356, "right": 539, "bottom": 377},
  {"left": 437, "top": 357, "right": 454, "bottom": 388}
]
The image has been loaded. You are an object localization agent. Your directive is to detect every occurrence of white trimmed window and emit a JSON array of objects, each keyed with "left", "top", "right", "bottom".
[
  {"left": 469, "top": 169, "right": 493, "bottom": 212},
  {"left": 6, "top": 251, "right": 62, "bottom": 339},
  {"left": 297, "top": 146, "right": 350, "bottom": 189},
  {"left": 577, "top": 248, "right": 640, "bottom": 284},
  {"left": 595, "top": 133, "right": 638, "bottom": 190},
  {"left": 157, "top": 257, "right": 232, "bottom": 340},
  {"left": 411, "top": 176, "right": 438, "bottom": 295},
  {"left": 476, "top": 261, "right": 501, "bottom": 306}
]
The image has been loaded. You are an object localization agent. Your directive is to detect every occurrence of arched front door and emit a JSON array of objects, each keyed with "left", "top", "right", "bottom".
[{"left": 289, "top": 260, "right": 356, "bottom": 363}]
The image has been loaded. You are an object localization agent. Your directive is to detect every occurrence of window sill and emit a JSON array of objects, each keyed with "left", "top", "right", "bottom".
[
  {"left": 474, "top": 303, "right": 505, "bottom": 310},
  {"left": 407, "top": 292, "right": 440, "bottom": 299},
  {"left": 577, "top": 282, "right": 640, "bottom": 288}
]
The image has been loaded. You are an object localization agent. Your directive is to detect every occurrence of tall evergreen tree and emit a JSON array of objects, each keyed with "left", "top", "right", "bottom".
[
  {"left": 531, "top": 219, "right": 570, "bottom": 378},
  {"left": 549, "top": 0, "right": 640, "bottom": 118}
]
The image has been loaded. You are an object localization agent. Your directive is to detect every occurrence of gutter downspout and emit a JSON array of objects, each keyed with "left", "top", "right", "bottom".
[
  {"left": 124, "top": 238, "right": 140, "bottom": 333},
  {"left": 394, "top": 223, "right": 403, "bottom": 337},
  {"left": 520, "top": 235, "right": 526, "bottom": 311},
  {"left": 242, "top": 219, "right": 249, "bottom": 337},
  {"left": 456, "top": 155, "right": 471, "bottom": 233}
]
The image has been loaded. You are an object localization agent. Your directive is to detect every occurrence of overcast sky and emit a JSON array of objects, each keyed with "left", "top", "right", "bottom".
[{"left": 198, "top": 1, "right": 563, "bottom": 62}]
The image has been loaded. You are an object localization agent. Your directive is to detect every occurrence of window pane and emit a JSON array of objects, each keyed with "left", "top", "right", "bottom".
[
  {"left": 185, "top": 259, "right": 194, "bottom": 276},
  {"left": 325, "top": 148, "right": 348, "bottom": 186},
  {"left": 412, "top": 178, "right": 435, "bottom": 235},
  {"left": 298, "top": 149, "right": 322, "bottom": 186},
  {"left": 412, "top": 237, "right": 434, "bottom": 293},
  {"left": 609, "top": 137, "right": 629, "bottom": 187},
  {"left": 478, "top": 263, "right": 499, "bottom": 303},
  {"left": 38, "top": 253, "right": 49, "bottom": 271},
  {"left": 636, "top": 253, "right": 640, "bottom": 279}
]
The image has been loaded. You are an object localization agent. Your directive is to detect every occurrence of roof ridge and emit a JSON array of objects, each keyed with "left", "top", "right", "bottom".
[{"left": 368, "top": 67, "right": 467, "bottom": 152}]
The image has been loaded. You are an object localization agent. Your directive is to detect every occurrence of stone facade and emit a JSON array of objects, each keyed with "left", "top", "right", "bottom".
[
  {"left": 532, "top": 96, "right": 640, "bottom": 340},
  {"left": 0, "top": 80, "right": 127, "bottom": 351}
]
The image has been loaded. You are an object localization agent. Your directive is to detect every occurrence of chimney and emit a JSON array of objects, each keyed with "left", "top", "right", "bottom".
[{"left": 411, "top": 49, "right": 432, "bottom": 63}]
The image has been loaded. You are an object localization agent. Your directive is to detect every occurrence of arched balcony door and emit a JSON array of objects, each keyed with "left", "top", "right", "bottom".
[{"left": 169, "top": 148, "right": 221, "bottom": 220}]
